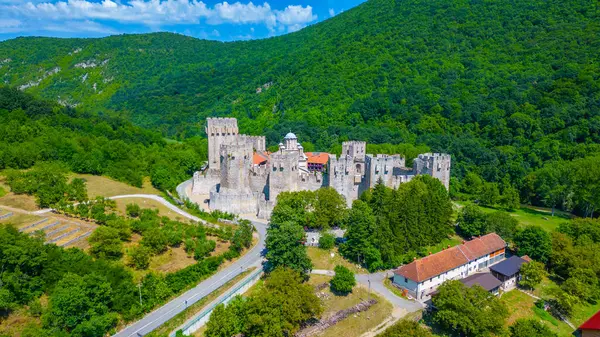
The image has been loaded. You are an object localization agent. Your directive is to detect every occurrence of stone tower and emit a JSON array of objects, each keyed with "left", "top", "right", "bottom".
[
  {"left": 413, "top": 153, "right": 452, "bottom": 190},
  {"left": 206, "top": 118, "right": 239, "bottom": 172},
  {"left": 329, "top": 141, "right": 368, "bottom": 206},
  {"left": 342, "top": 141, "right": 366, "bottom": 161},
  {"left": 268, "top": 150, "right": 299, "bottom": 202},
  {"left": 219, "top": 141, "right": 252, "bottom": 193}
]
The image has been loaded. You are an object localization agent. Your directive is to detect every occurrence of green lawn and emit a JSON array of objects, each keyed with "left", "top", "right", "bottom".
[
  {"left": 500, "top": 290, "right": 573, "bottom": 337},
  {"left": 306, "top": 275, "right": 393, "bottom": 337},
  {"left": 307, "top": 247, "right": 363, "bottom": 273},
  {"left": 455, "top": 201, "right": 572, "bottom": 233},
  {"left": 527, "top": 275, "right": 600, "bottom": 334}
]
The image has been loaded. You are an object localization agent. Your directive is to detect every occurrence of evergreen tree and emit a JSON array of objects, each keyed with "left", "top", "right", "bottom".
[{"left": 341, "top": 200, "right": 379, "bottom": 269}]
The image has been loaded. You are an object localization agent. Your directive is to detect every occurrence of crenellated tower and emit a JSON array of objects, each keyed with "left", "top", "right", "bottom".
[
  {"left": 206, "top": 118, "right": 239, "bottom": 172},
  {"left": 219, "top": 141, "right": 252, "bottom": 193},
  {"left": 412, "top": 153, "right": 452, "bottom": 190},
  {"left": 268, "top": 149, "right": 299, "bottom": 202}
]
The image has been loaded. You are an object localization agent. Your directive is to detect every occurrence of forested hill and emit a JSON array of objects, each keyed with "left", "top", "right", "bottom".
[{"left": 1, "top": 0, "right": 599, "bottom": 187}]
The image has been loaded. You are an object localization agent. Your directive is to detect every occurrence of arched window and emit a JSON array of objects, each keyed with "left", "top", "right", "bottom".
[{"left": 356, "top": 164, "right": 362, "bottom": 174}]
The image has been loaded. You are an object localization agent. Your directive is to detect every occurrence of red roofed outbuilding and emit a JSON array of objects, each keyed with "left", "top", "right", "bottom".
[
  {"left": 305, "top": 152, "right": 329, "bottom": 172},
  {"left": 580, "top": 311, "right": 600, "bottom": 337},
  {"left": 393, "top": 233, "right": 506, "bottom": 301}
]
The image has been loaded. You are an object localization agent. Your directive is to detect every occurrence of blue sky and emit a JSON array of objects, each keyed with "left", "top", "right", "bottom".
[{"left": 0, "top": 0, "right": 366, "bottom": 41}]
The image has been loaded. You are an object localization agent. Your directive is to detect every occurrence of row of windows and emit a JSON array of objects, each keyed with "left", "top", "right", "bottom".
[
  {"left": 272, "top": 166, "right": 297, "bottom": 172},
  {"left": 211, "top": 132, "right": 237, "bottom": 136}
]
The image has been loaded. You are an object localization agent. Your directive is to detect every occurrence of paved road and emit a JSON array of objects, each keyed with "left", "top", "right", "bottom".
[
  {"left": 109, "top": 194, "right": 207, "bottom": 225},
  {"left": 356, "top": 272, "right": 424, "bottom": 312},
  {"left": 111, "top": 194, "right": 268, "bottom": 337},
  {"left": 313, "top": 269, "right": 423, "bottom": 312}
]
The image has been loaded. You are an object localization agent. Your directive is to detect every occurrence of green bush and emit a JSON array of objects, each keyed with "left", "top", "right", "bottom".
[
  {"left": 318, "top": 233, "right": 336, "bottom": 250},
  {"left": 330, "top": 265, "right": 356, "bottom": 294},
  {"left": 129, "top": 245, "right": 152, "bottom": 270}
]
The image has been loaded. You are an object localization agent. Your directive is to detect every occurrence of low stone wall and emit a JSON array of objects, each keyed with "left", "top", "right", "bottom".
[
  {"left": 191, "top": 171, "right": 220, "bottom": 195},
  {"left": 209, "top": 185, "right": 259, "bottom": 215},
  {"left": 295, "top": 299, "right": 378, "bottom": 337}
]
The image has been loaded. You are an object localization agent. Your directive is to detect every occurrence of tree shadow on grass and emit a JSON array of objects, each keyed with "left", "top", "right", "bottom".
[
  {"left": 329, "top": 286, "right": 352, "bottom": 297},
  {"left": 518, "top": 206, "right": 572, "bottom": 220}
]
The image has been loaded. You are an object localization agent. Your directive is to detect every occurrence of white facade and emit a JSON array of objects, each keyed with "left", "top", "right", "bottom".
[{"left": 394, "top": 250, "right": 505, "bottom": 301}]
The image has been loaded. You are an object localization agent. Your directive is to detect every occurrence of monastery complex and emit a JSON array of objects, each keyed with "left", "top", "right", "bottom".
[{"left": 192, "top": 117, "right": 452, "bottom": 218}]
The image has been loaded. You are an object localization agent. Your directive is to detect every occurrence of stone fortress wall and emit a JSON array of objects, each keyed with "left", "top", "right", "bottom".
[{"left": 192, "top": 117, "right": 451, "bottom": 218}]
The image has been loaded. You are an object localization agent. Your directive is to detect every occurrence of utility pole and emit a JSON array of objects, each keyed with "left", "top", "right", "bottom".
[{"left": 138, "top": 282, "right": 143, "bottom": 307}]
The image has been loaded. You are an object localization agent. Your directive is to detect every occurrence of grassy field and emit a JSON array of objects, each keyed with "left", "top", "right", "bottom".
[
  {"left": 147, "top": 269, "right": 253, "bottom": 337},
  {"left": 0, "top": 192, "right": 38, "bottom": 211},
  {"left": 0, "top": 213, "right": 42, "bottom": 226},
  {"left": 307, "top": 274, "right": 393, "bottom": 337},
  {"left": 114, "top": 197, "right": 189, "bottom": 222},
  {"left": 455, "top": 201, "right": 572, "bottom": 233},
  {"left": 500, "top": 290, "right": 573, "bottom": 336},
  {"left": 0, "top": 300, "right": 46, "bottom": 337},
  {"left": 308, "top": 246, "right": 363, "bottom": 273},
  {"left": 531, "top": 276, "right": 600, "bottom": 330},
  {"left": 0, "top": 173, "right": 161, "bottom": 212},
  {"left": 71, "top": 174, "right": 160, "bottom": 198}
]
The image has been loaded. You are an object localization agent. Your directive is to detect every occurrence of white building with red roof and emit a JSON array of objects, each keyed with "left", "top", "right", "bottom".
[{"left": 393, "top": 233, "right": 506, "bottom": 301}]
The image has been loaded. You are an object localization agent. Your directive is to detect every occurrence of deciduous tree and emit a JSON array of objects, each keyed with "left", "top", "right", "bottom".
[
  {"left": 330, "top": 265, "right": 356, "bottom": 294},
  {"left": 265, "top": 222, "right": 312, "bottom": 277},
  {"left": 515, "top": 226, "right": 552, "bottom": 263},
  {"left": 519, "top": 261, "right": 546, "bottom": 290},
  {"left": 433, "top": 281, "right": 508, "bottom": 337}
]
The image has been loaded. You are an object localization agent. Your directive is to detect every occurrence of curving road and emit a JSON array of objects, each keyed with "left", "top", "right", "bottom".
[
  {"left": 111, "top": 193, "right": 268, "bottom": 337},
  {"left": 109, "top": 194, "right": 206, "bottom": 224},
  {"left": 110, "top": 181, "right": 421, "bottom": 336}
]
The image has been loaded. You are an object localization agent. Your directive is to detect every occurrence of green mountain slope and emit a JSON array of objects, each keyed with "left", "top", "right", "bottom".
[{"left": 1, "top": 0, "right": 599, "bottom": 187}]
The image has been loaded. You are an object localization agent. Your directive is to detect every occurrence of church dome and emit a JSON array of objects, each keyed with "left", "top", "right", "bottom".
[{"left": 284, "top": 132, "right": 297, "bottom": 140}]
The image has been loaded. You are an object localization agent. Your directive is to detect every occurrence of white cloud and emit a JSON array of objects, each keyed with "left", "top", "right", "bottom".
[
  {"left": 211, "top": 29, "right": 220, "bottom": 37},
  {"left": 274, "top": 5, "right": 316, "bottom": 26},
  {"left": 328, "top": 8, "right": 335, "bottom": 17},
  {"left": 2, "top": 1, "right": 317, "bottom": 31},
  {"left": 0, "top": 18, "right": 21, "bottom": 28},
  {"left": 43, "top": 19, "right": 118, "bottom": 34}
]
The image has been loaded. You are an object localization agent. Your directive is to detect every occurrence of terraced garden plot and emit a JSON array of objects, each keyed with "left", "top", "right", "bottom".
[
  {"left": 17, "top": 217, "right": 97, "bottom": 248},
  {"left": 1, "top": 213, "right": 42, "bottom": 227}
]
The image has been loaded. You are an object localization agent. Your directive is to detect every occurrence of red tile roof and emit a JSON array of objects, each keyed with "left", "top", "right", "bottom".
[
  {"left": 580, "top": 311, "right": 600, "bottom": 330},
  {"left": 306, "top": 152, "right": 329, "bottom": 165},
  {"left": 253, "top": 152, "right": 269, "bottom": 165},
  {"left": 394, "top": 233, "right": 506, "bottom": 283}
]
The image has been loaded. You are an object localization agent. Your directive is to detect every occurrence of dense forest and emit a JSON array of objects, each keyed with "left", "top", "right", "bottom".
[
  {"left": 1, "top": 0, "right": 599, "bottom": 214},
  {"left": 0, "top": 87, "right": 206, "bottom": 191}
]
